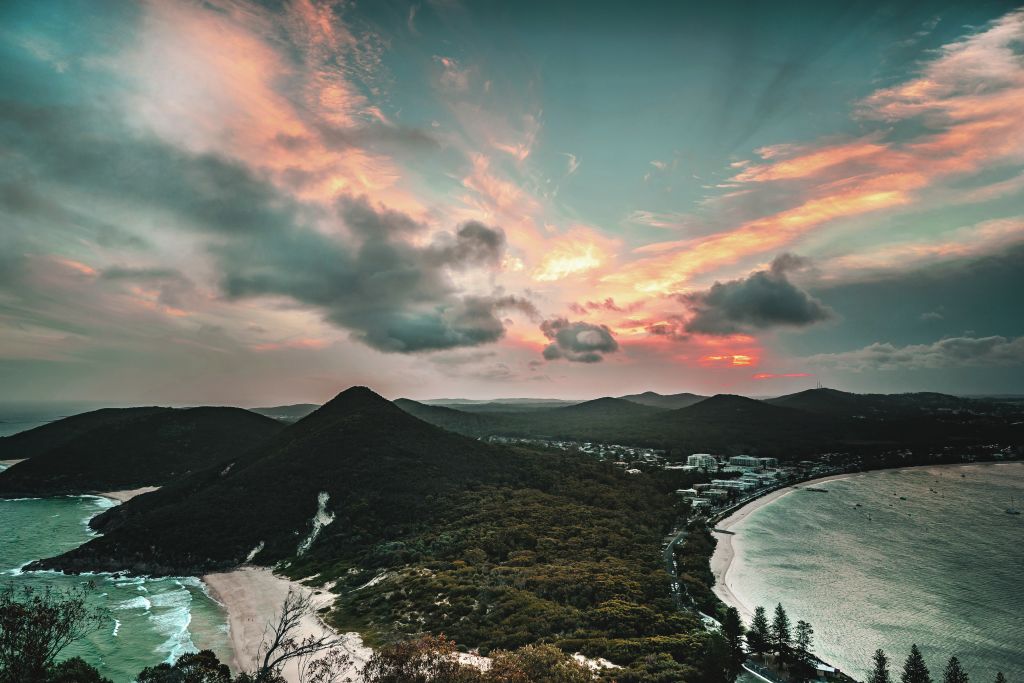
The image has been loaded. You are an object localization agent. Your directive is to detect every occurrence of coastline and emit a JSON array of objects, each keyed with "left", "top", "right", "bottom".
[
  {"left": 709, "top": 461, "right": 1021, "bottom": 620},
  {"left": 201, "top": 566, "right": 371, "bottom": 683},
  {"left": 96, "top": 486, "right": 160, "bottom": 503}
]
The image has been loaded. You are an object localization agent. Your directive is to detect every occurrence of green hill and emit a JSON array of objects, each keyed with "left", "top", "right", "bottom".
[
  {"left": 767, "top": 388, "right": 1001, "bottom": 418},
  {"left": 30, "top": 388, "right": 729, "bottom": 679},
  {"left": 0, "top": 407, "right": 283, "bottom": 497},
  {"left": 618, "top": 391, "right": 707, "bottom": 410},
  {"left": 249, "top": 403, "right": 320, "bottom": 422},
  {"left": 0, "top": 407, "right": 168, "bottom": 460}
]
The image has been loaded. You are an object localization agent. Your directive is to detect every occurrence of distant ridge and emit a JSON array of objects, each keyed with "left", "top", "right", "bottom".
[
  {"left": 250, "top": 403, "right": 320, "bottom": 422},
  {"left": 555, "top": 396, "right": 663, "bottom": 417},
  {"left": 766, "top": 387, "right": 1000, "bottom": 418},
  {"left": 619, "top": 391, "right": 707, "bottom": 410}
]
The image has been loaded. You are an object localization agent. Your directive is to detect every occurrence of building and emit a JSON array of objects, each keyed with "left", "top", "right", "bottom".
[
  {"left": 729, "top": 454, "right": 762, "bottom": 469},
  {"left": 757, "top": 457, "right": 779, "bottom": 468},
  {"left": 687, "top": 453, "right": 719, "bottom": 470},
  {"left": 675, "top": 488, "right": 699, "bottom": 498}
]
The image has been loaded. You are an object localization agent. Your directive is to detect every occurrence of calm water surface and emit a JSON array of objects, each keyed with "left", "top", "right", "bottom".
[{"left": 724, "top": 463, "right": 1024, "bottom": 682}]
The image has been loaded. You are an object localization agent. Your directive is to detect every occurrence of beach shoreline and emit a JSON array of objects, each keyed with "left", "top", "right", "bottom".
[
  {"left": 709, "top": 461, "right": 1020, "bottom": 620},
  {"left": 201, "top": 566, "right": 370, "bottom": 683},
  {"left": 96, "top": 486, "right": 160, "bottom": 503}
]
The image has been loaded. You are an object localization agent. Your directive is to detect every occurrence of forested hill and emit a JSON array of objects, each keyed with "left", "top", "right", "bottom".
[
  {"left": 396, "top": 391, "right": 1023, "bottom": 456},
  {"left": 0, "top": 407, "right": 283, "bottom": 497},
  {"left": 29, "top": 387, "right": 730, "bottom": 681},
  {"left": 0, "top": 406, "right": 167, "bottom": 461},
  {"left": 618, "top": 391, "right": 707, "bottom": 409}
]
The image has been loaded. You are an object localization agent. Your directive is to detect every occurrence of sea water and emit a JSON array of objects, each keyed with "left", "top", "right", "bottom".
[
  {"left": 0, "top": 466, "right": 231, "bottom": 682},
  {"left": 723, "top": 462, "right": 1024, "bottom": 682}
]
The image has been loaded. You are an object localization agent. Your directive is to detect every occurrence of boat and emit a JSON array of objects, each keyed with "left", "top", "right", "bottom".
[{"left": 1007, "top": 496, "right": 1021, "bottom": 516}]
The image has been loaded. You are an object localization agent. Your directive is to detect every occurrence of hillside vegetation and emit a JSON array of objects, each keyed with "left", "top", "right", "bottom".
[
  {"left": 0, "top": 408, "right": 283, "bottom": 497},
  {"left": 0, "top": 407, "right": 167, "bottom": 461},
  {"left": 33, "top": 388, "right": 730, "bottom": 681}
]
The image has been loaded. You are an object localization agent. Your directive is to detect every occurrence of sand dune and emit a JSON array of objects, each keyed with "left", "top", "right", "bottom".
[{"left": 202, "top": 567, "right": 370, "bottom": 683}]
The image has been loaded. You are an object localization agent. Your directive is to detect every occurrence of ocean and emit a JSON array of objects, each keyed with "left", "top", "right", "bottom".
[
  {"left": 0, "top": 464, "right": 231, "bottom": 682},
  {"left": 719, "top": 462, "right": 1024, "bottom": 682}
]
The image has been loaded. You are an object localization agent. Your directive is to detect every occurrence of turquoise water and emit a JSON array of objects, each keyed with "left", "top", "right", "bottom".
[
  {"left": 723, "top": 462, "right": 1024, "bottom": 682},
  {"left": 0, "top": 466, "right": 231, "bottom": 682}
]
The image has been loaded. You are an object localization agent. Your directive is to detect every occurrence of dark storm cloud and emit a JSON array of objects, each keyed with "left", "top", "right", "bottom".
[
  {"left": 681, "top": 253, "right": 832, "bottom": 335},
  {"left": 0, "top": 101, "right": 532, "bottom": 354},
  {"left": 540, "top": 318, "right": 619, "bottom": 363},
  {"left": 216, "top": 196, "right": 532, "bottom": 352}
]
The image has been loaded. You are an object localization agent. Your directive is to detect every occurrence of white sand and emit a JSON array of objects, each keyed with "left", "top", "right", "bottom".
[
  {"left": 0, "top": 459, "right": 26, "bottom": 467},
  {"left": 202, "top": 567, "right": 370, "bottom": 683},
  {"left": 97, "top": 486, "right": 160, "bottom": 503}
]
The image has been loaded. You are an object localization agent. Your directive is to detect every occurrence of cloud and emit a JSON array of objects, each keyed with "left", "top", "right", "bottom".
[
  {"left": 0, "top": 99, "right": 532, "bottom": 355},
  {"left": 805, "top": 336, "right": 1024, "bottom": 371},
  {"left": 680, "top": 254, "right": 832, "bottom": 335},
  {"left": 568, "top": 298, "right": 644, "bottom": 315},
  {"left": 540, "top": 318, "right": 619, "bottom": 363},
  {"left": 218, "top": 196, "right": 536, "bottom": 352}
]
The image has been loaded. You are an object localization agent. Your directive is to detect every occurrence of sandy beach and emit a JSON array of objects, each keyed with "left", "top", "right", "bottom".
[
  {"left": 202, "top": 567, "right": 371, "bottom": 683},
  {"left": 97, "top": 486, "right": 160, "bottom": 503},
  {"left": 0, "top": 459, "right": 25, "bottom": 467}
]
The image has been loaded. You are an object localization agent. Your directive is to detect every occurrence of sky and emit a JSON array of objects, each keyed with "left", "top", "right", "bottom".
[{"left": 1, "top": 0, "right": 1023, "bottom": 405}]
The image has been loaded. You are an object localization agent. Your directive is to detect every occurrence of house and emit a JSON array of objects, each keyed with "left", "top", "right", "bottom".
[{"left": 687, "top": 453, "right": 719, "bottom": 470}]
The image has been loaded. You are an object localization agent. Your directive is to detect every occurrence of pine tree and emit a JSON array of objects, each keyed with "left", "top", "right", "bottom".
[
  {"left": 790, "top": 620, "right": 815, "bottom": 682},
  {"left": 747, "top": 606, "right": 770, "bottom": 658},
  {"left": 901, "top": 645, "right": 933, "bottom": 683},
  {"left": 794, "top": 620, "right": 813, "bottom": 660},
  {"left": 721, "top": 607, "right": 746, "bottom": 674},
  {"left": 994, "top": 673, "right": 1006, "bottom": 683},
  {"left": 771, "top": 603, "right": 792, "bottom": 661},
  {"left": 870, "top": 649, "right": 892, "bottom": 683},
  {"left": 943, "top": 657, "right": 969, "bottom": 683}
]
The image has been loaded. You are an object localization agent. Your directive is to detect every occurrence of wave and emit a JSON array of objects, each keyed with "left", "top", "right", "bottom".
[
  {"left": 149, "top": 581, "right": 199, "bottom": 664},
  {"left": 116, "top": 595, "right": 153, "bottom": 611}
]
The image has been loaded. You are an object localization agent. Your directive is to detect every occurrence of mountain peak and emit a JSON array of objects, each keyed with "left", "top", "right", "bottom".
[{"left": 319, "top": 386, "right": 392, "bottom": 412}]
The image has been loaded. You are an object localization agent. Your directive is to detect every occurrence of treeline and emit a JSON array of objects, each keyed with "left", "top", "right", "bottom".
[
  {"left": 870, "top": 645, "right": 1009, "bottom": 683},
  {"left": 731, "top": 604, "right": 818, "bottom": 682},
  {"left": 734, "top": 602, "right": 1012, "bottom": 683}
]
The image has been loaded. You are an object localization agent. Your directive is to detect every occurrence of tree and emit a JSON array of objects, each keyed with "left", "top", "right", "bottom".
[
  {"left": 870, "top": 649, "right": 892, "bottom": 683},
  {"left": 720, "top": 607, "right": 746, "bottom": 674},
  {"left": 488, "top": 644, "right": 596, "bottom": 683},
  {"left": 746, "top": 606, "right": 770, "bottom": 658},
  {"left": 900, "top": 645, "right": 932, "bottom": 683},
  {"left": 790, "top": 621, "right": 815, "bottom": 682},
  {"left": 770, "top": 603, "right": 792, "bottom": 662},
  {"left": 942, "top": 657, "right": 968, "bottom": 683},
  {"left": 248, "top": 588, "right": 350, "bottom": 683},
  {"left": 360, "top": 635, "right": 480, "bottom": 683},
  {"left": 994, "top": 674, "right": 1006, "bottom": 683},
  {"left": 0, "top": 584, "right": 107, "bottom": 683},
  {"left": 137, "top": 650, "right": 233, "bottom": 683},
  {"left": 47, "top": 657, "right": 112, "bottom": 683}
]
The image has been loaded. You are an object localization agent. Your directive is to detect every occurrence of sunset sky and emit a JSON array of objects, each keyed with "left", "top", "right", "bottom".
[{"left": 2, "top": 0, "right": 1023, "bottom": 404}]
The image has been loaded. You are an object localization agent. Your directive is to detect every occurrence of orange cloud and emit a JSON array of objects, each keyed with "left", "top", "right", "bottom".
[
  {"left": 613, "top": 10, "right": 1024, "bottom": 296},
  {"left": 753, "top": 372, "right": 813, "bottom": 380}
]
